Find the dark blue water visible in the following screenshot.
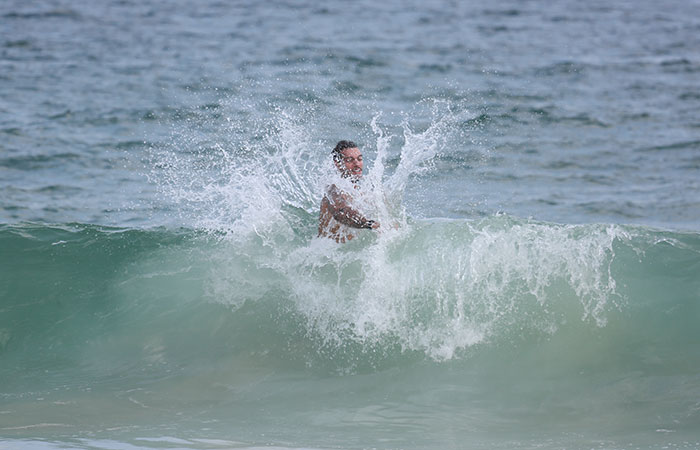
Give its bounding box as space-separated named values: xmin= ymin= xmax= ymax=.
xmin=1 ymin=1 xmax=700 ymax=449
xmin=2 ymin=0 xmax=699 ymax=228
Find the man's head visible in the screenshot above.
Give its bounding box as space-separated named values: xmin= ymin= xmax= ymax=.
xmin=332 ymin=140 xmax=363 ymax=180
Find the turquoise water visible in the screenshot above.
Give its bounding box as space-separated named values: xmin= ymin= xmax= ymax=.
xmin=2 ymin=0 xmax=700 ymax=448
xmin=1 ymin=220 xmax=699 ymax=449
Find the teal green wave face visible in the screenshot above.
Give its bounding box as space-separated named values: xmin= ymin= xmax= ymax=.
xmin=2 ymin=220 xmax=699 ymax=368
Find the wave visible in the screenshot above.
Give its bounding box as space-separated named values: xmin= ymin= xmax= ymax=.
xmin=1 ymin=218 xmax=698 ymax=380
xmin=3 ymin=102 xmax=700 ymax=381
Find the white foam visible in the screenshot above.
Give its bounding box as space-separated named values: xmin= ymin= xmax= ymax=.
xmin=152 ymin=102 xmax=622 ymax=361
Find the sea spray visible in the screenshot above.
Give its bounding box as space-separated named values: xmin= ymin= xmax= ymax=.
xmin=278 ymin=216 xmax=626 ymax=362
xmin=143 ymin=103 xmax=631 ymax=365
xmin=148 ymin=104 xmax=321 ymax=237
xmin=148 ymin=97 xmax=480 ymax=234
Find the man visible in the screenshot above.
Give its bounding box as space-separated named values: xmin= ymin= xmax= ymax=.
xmin=318 ymin=140 xmax=381 ymax=242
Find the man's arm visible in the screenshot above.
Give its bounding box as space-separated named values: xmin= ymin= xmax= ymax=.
xmin=326 ymin=185 xmax=380 ymax=229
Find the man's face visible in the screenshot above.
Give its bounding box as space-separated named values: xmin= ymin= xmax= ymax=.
xmin=336 ymin=147 xmax=363 ymax=180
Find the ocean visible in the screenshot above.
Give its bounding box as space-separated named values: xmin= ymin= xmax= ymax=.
xmin=1 ymin=0 xmax=699 ymax=449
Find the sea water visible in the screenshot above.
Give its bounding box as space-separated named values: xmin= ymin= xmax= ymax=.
xmin=1 ymin=0 xmax=700 ymax=449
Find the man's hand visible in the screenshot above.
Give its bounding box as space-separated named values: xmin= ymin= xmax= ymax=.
xmin=363 ymin=219 xmax=380 ymax=230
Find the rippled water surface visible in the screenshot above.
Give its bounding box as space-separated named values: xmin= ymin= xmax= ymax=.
xmin=1 ymin=1 xmax=700 ymax=449
xmin=2 ymin=0 xmax=699 ymax=228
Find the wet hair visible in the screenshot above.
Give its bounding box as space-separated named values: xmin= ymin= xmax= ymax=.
xmin=332 ymin=140 xmax=358 ymax=163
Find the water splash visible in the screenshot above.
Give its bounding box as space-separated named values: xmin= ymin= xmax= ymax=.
xmin=282 ymin=216 xmax=624 ymax=361
xmin=148 ymin=98 xmax=623 ymax=362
